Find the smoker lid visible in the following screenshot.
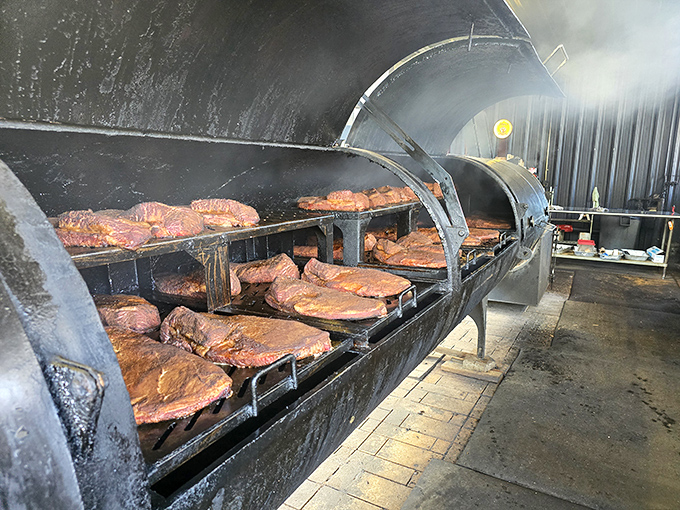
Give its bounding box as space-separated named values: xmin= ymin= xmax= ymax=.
xmin=343 ymin=38 xmax=562 ymax=155
xmin=0 ymin=0 xmax=559 ymax=147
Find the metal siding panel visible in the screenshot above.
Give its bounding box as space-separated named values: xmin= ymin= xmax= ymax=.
xmin=451 ymin=78 xmax=680 ymax=211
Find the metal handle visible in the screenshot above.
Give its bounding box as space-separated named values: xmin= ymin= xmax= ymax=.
xmin=542 ymin=44 xmax=569 ymax=77
xmin=250 ymin=353 xmax=298 ymax=417
xmin=396 ymin=285 xmax=417 ymax=318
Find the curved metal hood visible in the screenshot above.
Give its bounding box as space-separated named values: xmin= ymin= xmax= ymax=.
xmin=0 ymin=0 xmax=558 ymax=147
xmin=343 ymin=38 xmax=563 ymax=155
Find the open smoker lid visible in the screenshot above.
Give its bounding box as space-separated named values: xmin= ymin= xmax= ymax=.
xmin=1 ymin=0 xmax=561 ymax=148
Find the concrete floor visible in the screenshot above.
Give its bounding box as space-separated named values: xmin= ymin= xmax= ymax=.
xmin=276 ymin=263 xmax=679 ymax=510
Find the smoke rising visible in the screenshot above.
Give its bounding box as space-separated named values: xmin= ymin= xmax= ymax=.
xmin=508 ymin=0 xmax=680 ymax=103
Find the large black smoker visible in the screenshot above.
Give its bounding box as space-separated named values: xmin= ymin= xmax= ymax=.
xmin=0 ymin=1 xmax=560 ymax=508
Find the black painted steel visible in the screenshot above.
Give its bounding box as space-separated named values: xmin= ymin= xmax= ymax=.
xmin=0 ymin=0 xmax=538 ymax=146
xmin=0 ymin=162 xmax=150 ymax=509
xmin=0 ymin=282 xmax=84 ymax=510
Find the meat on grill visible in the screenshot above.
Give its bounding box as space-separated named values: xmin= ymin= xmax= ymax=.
xmin=425 ymin=182 xmax=444 ymax=198
xmin=462 ymin=228 xmax=500 ymax=246
xmin=94 ymin=294 xmax=161 ymax=334
xmin=362 ymin=188 xmax=389 ymax=208
xmin=466 ymin=214 xmax=513 ymax=230
xmin=413 ymin=227 xmax=441 ymax=244
xmin=396 ymin=231 xmax=436 ymax=248
xmin=155 ymin=267 xmax=241 ymax=298
xmin=56 ymin=209 xmax=153 ymax=250
xmin=298 ymin=190 xmax=371 ymax=211
xmin=160 ymin=306 xmax=331 ymax=367
xmin=293 ymin=233 xmax=377 ymax=260
xmin=231 ymin=253 xmax=299 ymax=283
xmin=302 ymin=258 xmax=411 ymax=298
xmin=372 ymin=238 xmax=446 ymax=268
xmin=190 ymin=199 xmax=260 ymax=227
xmin=297 ymin=183 xmax=440 ymax=212
xmin=265 ymin=276 xmax=387 ymax=320
xmin=107 ymin=327 xmax=233 ymax=424
xmin=124 ymin=201 xmax=204 ymax=238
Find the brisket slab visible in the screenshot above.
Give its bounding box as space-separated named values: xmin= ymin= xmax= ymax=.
xmin=265 ymin=276 xmax=387 ymax=320
xmin=57 ymin=209 xmax=153 ymax=250
xmin=462 ymin=228 xmax=500 ymax=246
xmin=396 ymin=231 xmax=436 ymax=248
xmin=124 ymin=202 xmax=204 ymax=238
xmin=160 ymin=306 xmax=331 ymax=367
xmin=414 ymin=227 xmax=442 ymax=244
xmin=466 ymin=214 xmax=513 ymax=230
xmin=293 ymin=234 xmax=376 ymax=261
xmin=373 ymin=238 xmax=446 ymax=268
xmin=297 ymin=182 xmax=440 ymax=212
xmin=361 ymin=188 xmax=389 ymax=208
xmin=231 ymin=253 xmax=299 ymax=283
xmin=155 ymin=267 xmax=241 ymax=299
xmin=190 ymin=199 xmax=260 ymax=227
xmin=302 ymin=258 xmax=411 ymax=298
xmin=107 ymin=327 xmax=233 ymax=424
xmin=298 ymin=190 xmax=371 ymax=211
xmin=94 ymin=294 xmax=161 ymax=334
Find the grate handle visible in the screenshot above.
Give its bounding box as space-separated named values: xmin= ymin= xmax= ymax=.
xmin=396 ymin=285 xmax=417 ymax=318
xmin=250 ymin=353 xmax=298 ymax=417
xmin=543 ymin=44 xmax=569 ymax=77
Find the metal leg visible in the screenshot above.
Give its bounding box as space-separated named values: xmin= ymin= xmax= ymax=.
xmin=468 ymin=296 xmax=488 ymax=359
xmin=334 ymin=217 xmax=371 ymax=267
xmin=314 ymin=224 xmax=334 ymax=263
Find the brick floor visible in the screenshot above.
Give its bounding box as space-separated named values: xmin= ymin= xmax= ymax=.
xmin=278 ymin=273 xmax=571 ymax=510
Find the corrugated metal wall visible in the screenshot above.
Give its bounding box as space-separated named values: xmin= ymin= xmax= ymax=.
xmin=450 ymin=84 xmax=680 ymax=213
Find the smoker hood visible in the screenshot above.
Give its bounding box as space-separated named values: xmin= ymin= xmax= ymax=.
xmin=343 ymin=38 xmax=562 ymax=155
xmin=0 ymin=0 xmax=560 ymax=147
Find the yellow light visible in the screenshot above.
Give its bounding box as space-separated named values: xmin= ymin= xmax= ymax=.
xmin=493 ymin=119 xmax=513 ymax=139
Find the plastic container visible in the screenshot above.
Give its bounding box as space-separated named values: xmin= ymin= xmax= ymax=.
xmin=574 ymin=239 xmax=597 ymax=257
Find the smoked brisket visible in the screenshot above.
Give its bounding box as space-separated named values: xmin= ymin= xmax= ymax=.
xmin=107 ymin=327 xmax=233 ymax=424
xmin=57 ymin=209 xmax=153 ymax=250
xmin=372 ymin=238 xmax=446 ymax=268
xmin=160 ymin=306 xmax=331 ymax=367
xmin=302 ymin=258 xmax=411 ymax=298
xmin=231 ymin=253 xmax=299 ymax=283
xmin=265 ymin=276 xmax=387 ymax=320
xmin=155 ymin=267 xmax=241 ymax=298
xmin=94 ymin=295 xmax=161 ymax=334
xmin=124 ymin=202 xmax=204 ymax=238
xmin=293 ymin=234 xmax=376 ymax=261
xmin=190 ymin=199 xmax=260 ymax=227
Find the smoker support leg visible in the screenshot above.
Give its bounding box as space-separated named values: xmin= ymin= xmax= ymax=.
xmin=437 ymin=296 xmax=499 ymax=380
xmin=469 ymin=296 xmax=488 ymax=359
